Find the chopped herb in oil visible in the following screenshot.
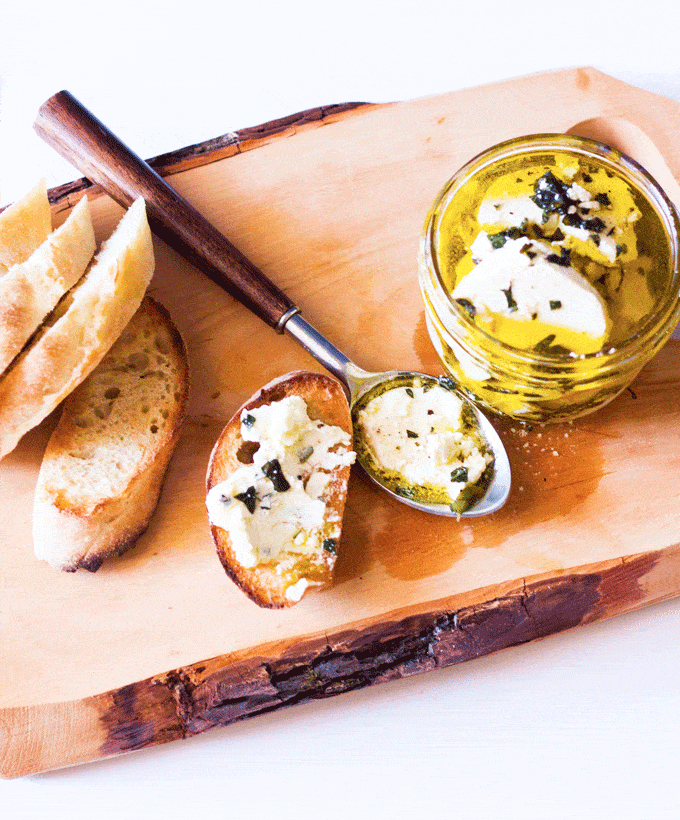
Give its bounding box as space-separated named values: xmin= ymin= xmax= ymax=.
xmin=234 ymin=486 xmax=257 ymax=514
xmin=262 ymin=459 xmax=291 ymax=492
xmin=451 ymin=466 xmax=469 ymax=483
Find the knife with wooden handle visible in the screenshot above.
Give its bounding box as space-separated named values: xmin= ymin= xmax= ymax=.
xmin=34 ymin=90 xmax=296 ymax=330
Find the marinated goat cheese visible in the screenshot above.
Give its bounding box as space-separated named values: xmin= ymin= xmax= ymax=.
xmin=440 ymin=154 xmax=667 ymax=353
xmin=453 ymin=236 xmax=609 ymax=354
xmin=206 ymin=396 xmax=355 ymax=584
xmin=353 ymin=376 xmax=493 ymax=511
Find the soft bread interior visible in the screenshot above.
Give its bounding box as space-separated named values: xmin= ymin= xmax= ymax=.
xmin=33 ymin=296 xmax=189 ymax=572
xmin=0 ymin=196 xmax=96 ymax=375
xmin=0 ymin=179 xmax=52 ymax=274
xmin=39 ymin=297 xmax=188 ymax=512
xmin=0 ymin=198 xmax=155 ymax=460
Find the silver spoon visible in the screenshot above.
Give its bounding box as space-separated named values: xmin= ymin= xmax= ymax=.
xmin=285 ymin=312 xmax=510 ymax=516
xmin=34 ymin=90 xmax=511 ymax=517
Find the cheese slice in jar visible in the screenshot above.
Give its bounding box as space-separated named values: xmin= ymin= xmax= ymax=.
xmin=452 ymin=234 xmax=610 ymax=354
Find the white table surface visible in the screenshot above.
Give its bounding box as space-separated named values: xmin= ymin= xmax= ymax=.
xmin=3 ymin=2 xmax=680 ymax=818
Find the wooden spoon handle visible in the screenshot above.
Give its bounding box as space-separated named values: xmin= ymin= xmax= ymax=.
xmin=34 ymin=90 xmax=296 ymax=330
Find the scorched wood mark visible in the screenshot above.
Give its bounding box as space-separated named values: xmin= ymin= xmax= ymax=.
xmin=100 ymin=680 xmax=185 ymax=756
xmin=99 ymin=552 xmax=657 ymax=757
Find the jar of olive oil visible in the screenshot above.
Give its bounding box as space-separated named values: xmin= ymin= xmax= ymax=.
xmin=418 ymin=134 xmax=680 ymax=422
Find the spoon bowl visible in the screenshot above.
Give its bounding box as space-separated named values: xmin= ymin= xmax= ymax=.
xmin=285 ymin=312 xmax=511 ymax=517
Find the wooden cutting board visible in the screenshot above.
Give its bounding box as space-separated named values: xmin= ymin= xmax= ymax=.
xmin=3 ymin=67 xmax=680 ymax=778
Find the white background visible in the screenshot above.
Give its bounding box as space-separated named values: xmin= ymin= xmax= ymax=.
xmin=3 ymin=1 xmax=680 ymax=818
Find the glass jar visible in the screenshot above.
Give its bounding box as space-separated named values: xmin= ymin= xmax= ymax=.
xmin=418 ymin=134 xmax=680 ymax=423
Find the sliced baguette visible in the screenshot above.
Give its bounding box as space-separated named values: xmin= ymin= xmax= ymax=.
xmin=0 ymin=196 xmax=96 ymax=374
xmin=33 ymin=296 xmax=189 ymax=572
xmin=206 ymin=371 xmax=354 ymax=608
xmin=0 ymin=198 xmax=154 ymax=460
xmin=0 ymin=179 xmax=52 ymax=274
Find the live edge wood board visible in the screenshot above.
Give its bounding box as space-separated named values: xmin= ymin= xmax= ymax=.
xmin=3 ymin=67 xmax=680 ymax=778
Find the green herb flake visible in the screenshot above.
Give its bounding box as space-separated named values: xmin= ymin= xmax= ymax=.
xmin=531 ymin=171 xmax=571 ymax=214
xmin=262 ymin=459 xmax=291 ymax=492
xmin=489 ymin=231 xmax=507 ymax=250
xmin=297 ymin=445 xmax=314 ymax=463
xmin=395 ymin=485 xmax=416 ymax=499
xmin=502 ymin=286 xmax=518 ymax=312
xmin=546 ymin=247 xmax=571 ymax=267
xmin=241 ymin=414 xmax=256 ymax=429
xmin=456 ymin=298 xmax=477 ymax=319
xmin=584 ymin=216 xmax=606 ymax=233
xmin=322 ymin=538 xmax=337 ymax=555
xmin=405 ymin=387 xmax=414 ymax=398
xmin=550 ymin=300 xmax=562 ymax=310
xmin=235 ymin=486 xmax=257 ymax=514
xmin=437 ymin=376 xmax=457 ymax=392
xmin=406 ymin=430 xmax=418 ymax=439
xmin=616 ymin=243 xmax=628 ymax=258
xmin=534 ymin=334 xmax=572 ymax=356
xmin=451 ymin=467 xmax=469 ymax=483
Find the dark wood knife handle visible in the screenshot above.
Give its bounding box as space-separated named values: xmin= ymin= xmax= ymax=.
xmin=34 ymin=90 xmax=296 ymax=330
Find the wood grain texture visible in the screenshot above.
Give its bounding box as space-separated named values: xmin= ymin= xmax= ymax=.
xmin=42 ymin=102 xmax=372 ymax=210
xmin=3 ymin=67 xmax=680 ymax=778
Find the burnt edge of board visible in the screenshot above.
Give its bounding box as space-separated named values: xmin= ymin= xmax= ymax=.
xmin=42 ymin=101 xmax=373 ymax=209
xmin=100 ymin=549 xmax=659 ymax=758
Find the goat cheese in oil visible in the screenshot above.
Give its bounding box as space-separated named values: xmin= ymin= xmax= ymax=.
xmin=442 ymin=157 xmax=659 ymax=354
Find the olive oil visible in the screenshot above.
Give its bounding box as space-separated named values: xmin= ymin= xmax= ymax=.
xmin=437 ymin=149 xmax=670 ymax=350
xmin=419 ymin=135 xmax=680 ymax=422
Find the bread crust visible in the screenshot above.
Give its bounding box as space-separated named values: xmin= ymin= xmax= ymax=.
xmin=33 ymin=296 xmax=190 ymax=571
xmin=206 ymin=371 xmax=352 ymax=608
xmin=0 ymin=198 xmax=154 ymax=459
xmin=0 ymin=196 xmax=96 ymax=375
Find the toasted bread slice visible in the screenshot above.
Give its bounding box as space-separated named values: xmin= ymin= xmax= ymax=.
xmin=0 ymin=196 xmax=96 ymax=375
xmin=33 ymin=296 xmax=189 ymax=572
xmin=0 ymin=198 xmax=154 ymax=459
xmin=0 ymin=180 xmax=52 ymax=274
xmin=206 ymin=371 xmax=354 ymax=608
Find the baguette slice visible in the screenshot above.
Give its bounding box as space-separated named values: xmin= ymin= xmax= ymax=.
xmin=206 ymin=371 xmax=354 ymax=608
xmin=0 ymin=196 xmax=96 ymax=374
xmin=0 ymin=198 xmax=154 ymax=459
xmin=33 ymin=296 xmax=189 ymax=572
xmin=0 ymin=179 xmax=52 ymax=274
